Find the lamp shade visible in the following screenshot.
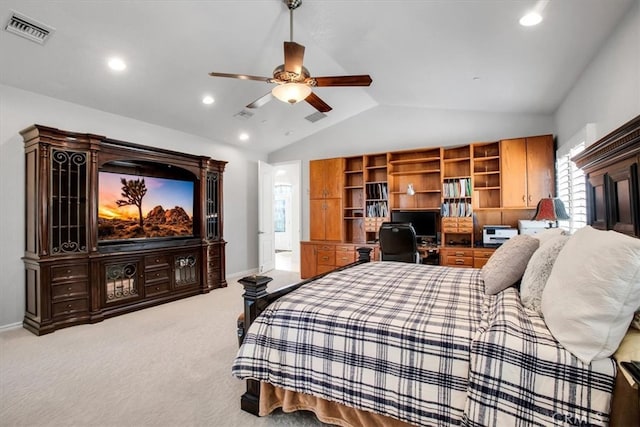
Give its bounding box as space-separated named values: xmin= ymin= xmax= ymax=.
xmin=532 ymin=197 xmax=570 ymax=221
xmin=271 ymin=83 xmax=312 ymax=104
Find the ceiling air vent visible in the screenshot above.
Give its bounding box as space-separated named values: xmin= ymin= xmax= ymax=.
xmin=233 ymin=110 xmax=254 ymax=120
xmin=4 ymin=11 xmax=55 ymax=45
xmin=305 ymin=112 xmax=327 ymax=123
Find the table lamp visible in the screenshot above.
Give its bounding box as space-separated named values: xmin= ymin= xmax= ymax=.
xmin=532 ymin=197 xmax=570 ymax=228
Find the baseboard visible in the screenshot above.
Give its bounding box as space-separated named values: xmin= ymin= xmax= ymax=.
xmin=226 ymin=268 xmax=259 ymax=281
xmin=0 ymin=321 xmax=23 ymax=333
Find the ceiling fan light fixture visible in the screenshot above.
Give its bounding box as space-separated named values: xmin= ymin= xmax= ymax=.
xmin=271 ymin=83 xmax=312 ymax=104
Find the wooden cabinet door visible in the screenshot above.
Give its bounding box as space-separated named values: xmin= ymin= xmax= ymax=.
xmin=500 ymin=138 xmax=528 ymax=207
xmin=309 ymin=158 xmax=343 ymax=199
xmin=300 ymin=242 xmax=317 ymax=279
xmin=323 ymin=158 xmax=344 ymax=198
xmin=525 ymin=135 xmax=555 ymax=207
xmin=309 ymin=160 xmax=326 ymax=199
xmin=310 ymin=199 xmax=326 ymax=241
xmin=324 ymin=198 xmax=343 ymax=241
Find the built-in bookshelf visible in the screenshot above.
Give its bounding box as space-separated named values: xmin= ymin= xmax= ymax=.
xmin=472 ymin=141 xmax=501 ymax=209
xmin=388 ymin=148 xmax=442 ymax=210
xmin=343 ymin=156 xmax=365 ymax=242
xmin=441 ymin=146 xmax=473 ymax=245
xmin=364 ymin=154 xmax=389 ymax=243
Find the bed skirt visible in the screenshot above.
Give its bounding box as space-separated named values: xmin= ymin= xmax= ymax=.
xmin=260 ymin=382 xmax=415 ymax=427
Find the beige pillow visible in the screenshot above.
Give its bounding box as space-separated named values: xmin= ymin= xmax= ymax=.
xmin=481 ymin=234 xmax=540 ymax=295
xmin=541 ymin=226 xmax=640 ymax=363
xmin=520 ymin=235 xmax=569 ymax=315
xmin=532 ymin=227 xmax=567 ymax=246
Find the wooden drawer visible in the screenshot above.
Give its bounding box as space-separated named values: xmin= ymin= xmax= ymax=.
xmin=52 ymin=281 xmax=88 ymax=300
xmin=335 ymin=252 xmax=356 ymax=266
xmin=445 ymin=256 xmax=474 ymax=267
xmin=473 ymin=249 xmax=494 ymax=268
xmin=473 ymin=258 xmax=490 ymax=268
xmin=317 ymin=250 xmax=335 ymax=266
xmin=50 ymin=264 xmax=88 ymax=282
xmin=145 ymin=268 xmax=170 ymax=284
xmin=145 ymin=254 xmax=171 ymax=269
xmin=442 ymin=224 xmax=459 ymax=233
xmin=474 ymin=249 xmax=494 ymax=260
xmin=316 ymin=244 xmax=335 ymax=252
xmin=145 ymin=282 xmax=170 ymax=297
xmin=446 ymin=248 xmax=473 ymax=258
xmin=52 ymin=298 xmax=88 ymax=317
xmin=364 ymin=218 xmax=377 ymax=232
xmin=335 ymin=245 xmax=353 ymax=253
xmin=458 ymin=218 xmax=473 ymax=227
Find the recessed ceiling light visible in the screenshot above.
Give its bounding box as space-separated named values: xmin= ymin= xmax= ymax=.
xmin=107 ymin=57 xmax=126 ymax=71
xmin=202 ymin=95 xmax=215 ymax=105
xmin=519 ymin=11 xmax=542 ymax=26
xmin=239 ymin=132 xmax=249 ymax=141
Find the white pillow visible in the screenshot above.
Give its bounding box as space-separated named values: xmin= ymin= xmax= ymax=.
xmin=520 ymin=235 xmax=569 ymax=315
xmin=481 ymin=234 xmax=539 ymax=295
xmin=541 ymin=226 xmax=640 ymax=364
xmin=532 ymin=227 xmax=566 ymax=246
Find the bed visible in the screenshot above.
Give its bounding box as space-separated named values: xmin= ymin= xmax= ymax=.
xmin=233 ymin=116 xmax=640 ymax=426
xmin=233 ymin=259 xmax=619 ymax=426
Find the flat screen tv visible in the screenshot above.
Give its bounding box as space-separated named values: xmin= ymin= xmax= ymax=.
xmin=390 ymin=210 xmax=438 ymax=239
xmin=98 ymin=170 xmax=195 ymax=242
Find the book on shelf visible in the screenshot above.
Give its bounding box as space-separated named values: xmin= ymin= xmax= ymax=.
xmin=440 ymin=201 xmax=472 ymax=217
xmin=366 ymin=182 xmax=388 ymax=200
xmin=443 ymin=178 xmax=471 ymax=198
xmin=366 ymin=200 xmax=389 ymax=217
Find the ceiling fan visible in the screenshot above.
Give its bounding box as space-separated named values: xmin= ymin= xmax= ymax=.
xmin=208 ymin=0 xmax=372 ymax=113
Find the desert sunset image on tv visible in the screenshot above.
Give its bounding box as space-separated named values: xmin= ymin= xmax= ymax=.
xmin=98 ymin=171 xmax=194 ymax=241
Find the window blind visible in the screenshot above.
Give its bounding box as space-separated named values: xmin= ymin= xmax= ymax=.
xmin=556 ymin=143 xmax=586 ymax=233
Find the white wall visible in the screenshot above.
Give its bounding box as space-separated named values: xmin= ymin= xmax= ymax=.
xmin=0 ymin=84 xmax=263 ymax=327
xmin=555 ymin=0 xmax=640 ymax=151
xmin=268 ymin=106 xmax=555 ymax=240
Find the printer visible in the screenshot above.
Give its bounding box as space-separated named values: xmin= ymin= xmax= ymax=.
xmin=483 ymin=225 xmax=518 ymax=247
xmin=518 ymin=220 xmax=549 ymax=236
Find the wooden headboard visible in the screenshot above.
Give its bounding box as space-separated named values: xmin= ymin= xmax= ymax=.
xmin=572 ymin=114 xmax=640 ymax=238
xmin=573 ymin=114 xmax=640 ymax=426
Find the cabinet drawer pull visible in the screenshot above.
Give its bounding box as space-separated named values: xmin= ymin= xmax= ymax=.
xmin=67 ymin=304 xmax=73 ymax=308
xmin=156 ymin=273 xmax=160 ymax=277
xmin=321 ymin=256 xmax=329 ymax=261
xmin=455 ymin=259 xmax=464 ymax=264
xmin=156 ymin=287 xmax=160 ymax=291
xmin=67 ymin=286 xmax=73 ymax=291
xmin=155 ymin=259 xmax=160 ymax=263
xmin=455 ymin=252 xmax=465 ymax=256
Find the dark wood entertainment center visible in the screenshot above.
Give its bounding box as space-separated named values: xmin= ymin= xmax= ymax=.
xmin=21 ymin=125 xmax=227 ymax=335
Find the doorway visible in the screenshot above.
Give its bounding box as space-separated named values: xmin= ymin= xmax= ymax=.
xmin=262 ymin=161 xmax=301 ymax=273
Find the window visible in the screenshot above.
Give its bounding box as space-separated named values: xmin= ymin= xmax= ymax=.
xmin=556 ymin=142 xmax=586 ymax=233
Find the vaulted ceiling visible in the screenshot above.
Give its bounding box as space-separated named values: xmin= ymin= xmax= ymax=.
xmin=0 ymin=0 xmax=634 ymax=153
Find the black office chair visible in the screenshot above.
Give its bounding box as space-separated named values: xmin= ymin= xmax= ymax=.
xmin=378 ymin=222 xmax=420 ymax=263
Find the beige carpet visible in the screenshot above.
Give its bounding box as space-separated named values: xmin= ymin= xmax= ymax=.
xmin=0 ymin=270 xmax=329 ymax=427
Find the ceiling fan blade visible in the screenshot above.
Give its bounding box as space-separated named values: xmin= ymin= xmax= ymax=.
xmin=284 ymin=41 xmax=305 ymax=76
xmin=305 ymin=92 xmax=332 ymax=113
xmin=208 ymin=72 xmax=272 ymax=83
xmin=314 ymin=75 xmax=373 ymax=87
xmin=246 ymin=92 xmax=274 ymax=109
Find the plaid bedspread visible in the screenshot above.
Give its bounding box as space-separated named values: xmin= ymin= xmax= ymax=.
xmin=232 ymin=262 xmax=485 ymax=426
xmin=464 ymin=287 xmax=616 ymax=427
